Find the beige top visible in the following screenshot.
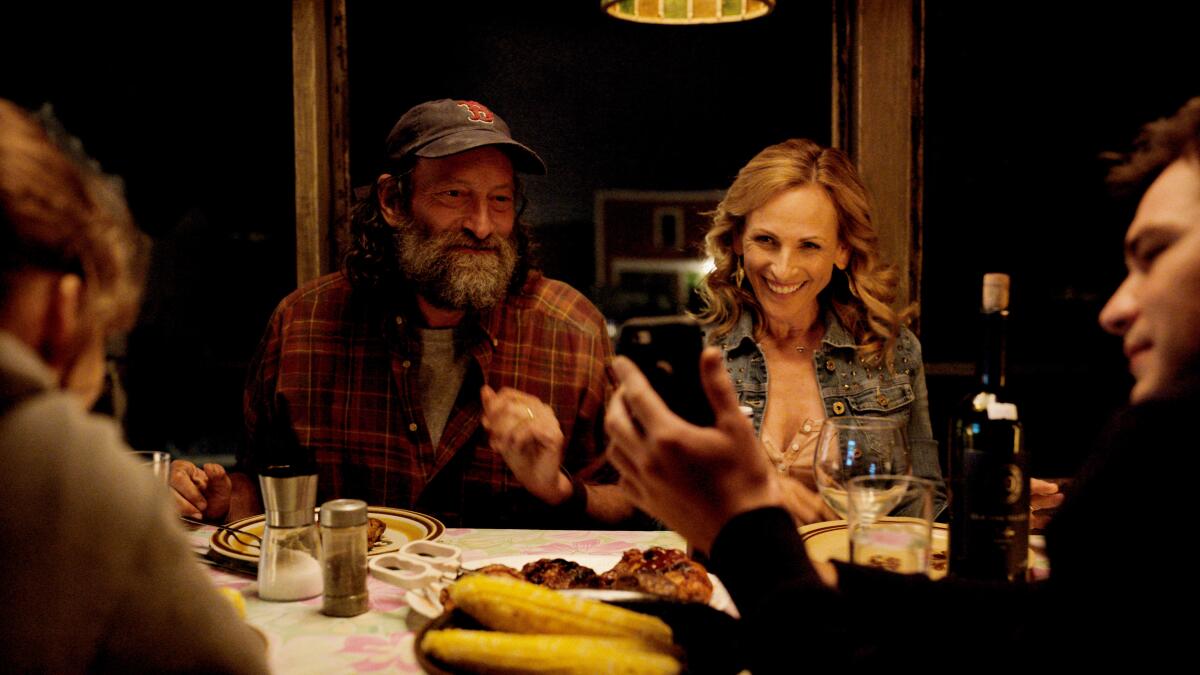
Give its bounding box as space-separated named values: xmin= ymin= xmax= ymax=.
xmin=0 ymin=332 xmax=269 ymax=674
xmin=763 ymin=418 xmax=823 ymax=488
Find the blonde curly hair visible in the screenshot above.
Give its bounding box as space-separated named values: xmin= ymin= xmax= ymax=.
xmin=694 ymin=138 xmax=913 ymax=367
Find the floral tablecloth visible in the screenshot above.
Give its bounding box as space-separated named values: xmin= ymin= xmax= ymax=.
xmin=189 ymin=527 xmax=687 ymax=674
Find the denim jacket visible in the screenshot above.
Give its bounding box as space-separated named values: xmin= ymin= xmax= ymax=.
xmin=709 ymin=310 xmax=947 ymax=517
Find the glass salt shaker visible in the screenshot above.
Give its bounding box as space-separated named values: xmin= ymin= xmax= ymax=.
xmin=320 ymin=498 xmax=369 ymax=617
xmin=257 ymin=472 xmax=322 ymax=601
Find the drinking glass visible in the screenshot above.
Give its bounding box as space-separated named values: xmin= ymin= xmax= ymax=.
xmin=846 ymin=474 xmax=934 ymax=574
xmin=813 ymin=416 xmax=909 ymax=518
xmin=134 ymin=450 xmax=171 ymax=486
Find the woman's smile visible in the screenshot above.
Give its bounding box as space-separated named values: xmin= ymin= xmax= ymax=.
xmin=765 ymin=279 xmax=806 ymax=295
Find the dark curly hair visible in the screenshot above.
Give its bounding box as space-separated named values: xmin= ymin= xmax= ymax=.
xmin=1108 ymin=97 xmax=1200 ymax=197
xmin=341 ymin=163 xmax=537 ymax=297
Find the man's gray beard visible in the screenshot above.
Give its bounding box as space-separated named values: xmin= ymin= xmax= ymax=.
xmin=394 ymin=215 xmax=519 ymax=312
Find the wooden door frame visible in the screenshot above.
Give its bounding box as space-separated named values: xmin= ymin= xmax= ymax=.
xmin=291 ymin=0 xmax=349 ymax=286
xmin=833 ymin=0 xmax=925 ymax=318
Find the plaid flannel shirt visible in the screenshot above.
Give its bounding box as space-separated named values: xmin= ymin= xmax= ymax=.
xmin=241 ymin=270 xmax=613 ymax=527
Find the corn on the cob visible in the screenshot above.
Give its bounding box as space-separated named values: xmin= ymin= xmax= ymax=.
xmin=447 ymin=575 xmax=674 ymax=649
xmin=421 ymin=629 xmax=682 ymax=675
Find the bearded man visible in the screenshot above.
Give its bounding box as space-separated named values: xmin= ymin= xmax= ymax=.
xmin=172 ymin=99 xmax=632 ymax=527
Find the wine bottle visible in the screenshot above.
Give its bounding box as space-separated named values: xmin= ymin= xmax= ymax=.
xmin=948 ymin=273 xmax=1030 ymax=583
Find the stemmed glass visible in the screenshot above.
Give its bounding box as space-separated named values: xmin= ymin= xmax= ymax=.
xmin=813 ymin=417 xmax=910 ymax=518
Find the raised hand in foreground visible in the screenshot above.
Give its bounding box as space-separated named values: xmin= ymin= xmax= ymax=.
xmin=606 ymin=347 xmax=790 ymax=555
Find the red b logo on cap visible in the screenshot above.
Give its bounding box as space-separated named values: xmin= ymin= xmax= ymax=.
xmin=456 ymin=100 xmax=494 ymax=123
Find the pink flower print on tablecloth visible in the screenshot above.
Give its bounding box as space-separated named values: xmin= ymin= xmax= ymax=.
xmin=339 ymin=632 xmax=422 ymax=673
xmin=522 ymin=538 xmax=651 ymax=557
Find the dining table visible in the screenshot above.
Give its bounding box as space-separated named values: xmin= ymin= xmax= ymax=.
xmin=185 ymin=524 xmax=691 ymax=674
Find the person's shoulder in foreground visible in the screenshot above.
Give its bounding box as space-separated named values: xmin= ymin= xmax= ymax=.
xmin=1 ymin=344 xmax=267 ymax=673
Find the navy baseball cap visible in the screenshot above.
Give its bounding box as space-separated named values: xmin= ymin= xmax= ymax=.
xmin=384 ymin=99 xmax=546 ymax=175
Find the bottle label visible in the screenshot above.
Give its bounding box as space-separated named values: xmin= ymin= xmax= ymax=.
xmin=986 ymin=400 xmax=1018 ymax=420
xmin=950 ymin=423 xmax=1030 ymax=583
xmin=974 ymin=392 xmax=1019 ymax=420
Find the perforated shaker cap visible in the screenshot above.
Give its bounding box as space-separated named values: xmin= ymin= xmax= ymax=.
xmin=319 ymin=499 xmax=368 ymax=528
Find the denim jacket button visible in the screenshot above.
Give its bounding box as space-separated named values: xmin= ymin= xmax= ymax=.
xmin=832 ymin=401 xmax=847 ymax=415
xmin=825 ymin=359 xmax=836 ymax=372
xmin=877 ymin=393 xmax=889 ymax=407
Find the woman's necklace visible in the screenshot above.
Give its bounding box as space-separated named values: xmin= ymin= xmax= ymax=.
xmin=765 ymin=322 xmax=823 ymax=355
xmin=764 ymin=334 xmax=819 ymax=355
xmin=790 ymin=333 xmax=821 ymax=354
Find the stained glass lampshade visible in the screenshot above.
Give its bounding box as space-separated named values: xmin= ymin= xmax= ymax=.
xmin=601 ymin=0 xmax=775 ymax=25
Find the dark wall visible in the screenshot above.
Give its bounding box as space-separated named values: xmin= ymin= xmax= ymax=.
xmin=3 ymin=3 xmax=297 ymax=455
xmin=922 ymin=2 xmax=1200 ymax=475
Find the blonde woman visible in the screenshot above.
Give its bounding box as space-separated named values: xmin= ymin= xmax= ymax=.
xmin=695 ymin=138 xmax=945 ymax=518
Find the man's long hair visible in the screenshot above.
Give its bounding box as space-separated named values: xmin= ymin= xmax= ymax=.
xmin=341 ymin=165 xmax=537 ymax=298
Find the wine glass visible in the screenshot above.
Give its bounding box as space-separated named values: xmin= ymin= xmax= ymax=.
xmin=813 ymin=416 xmax=910 ymax=518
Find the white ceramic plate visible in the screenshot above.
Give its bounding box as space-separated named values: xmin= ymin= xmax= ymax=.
xmin=210 ymin=506 xmax=445 ymax=564
xmin=464 ymin=553 xmax=737 ymax=616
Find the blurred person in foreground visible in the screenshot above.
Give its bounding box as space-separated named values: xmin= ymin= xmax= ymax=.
xmin=694 ymin=139 xmax=945 ymax=521
xmin=172 ymin=99 xmax=632 ymax=527
xmin=0 ymin=99 xmax=267 ymax=673
xmin=607 ymin=100 xmax=1200 ymax=670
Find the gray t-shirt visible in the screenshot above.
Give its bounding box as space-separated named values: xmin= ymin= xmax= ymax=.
xmin=417 ymin=328 xmax=470 ymax=448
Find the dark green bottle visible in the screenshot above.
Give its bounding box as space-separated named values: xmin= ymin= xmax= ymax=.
xmin=949 ymin=273 xmax=1029 ymax=582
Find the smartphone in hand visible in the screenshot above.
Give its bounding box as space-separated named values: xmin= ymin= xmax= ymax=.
xmin=616 ymin=315 xmax=715 ymax=427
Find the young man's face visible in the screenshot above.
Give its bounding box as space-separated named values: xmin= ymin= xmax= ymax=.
xmin=1100 ymin=158 xmax=1200 ymax=403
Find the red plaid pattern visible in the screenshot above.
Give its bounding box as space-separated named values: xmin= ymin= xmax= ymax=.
xmin=242 ymin=271 xmax=613 ymax=527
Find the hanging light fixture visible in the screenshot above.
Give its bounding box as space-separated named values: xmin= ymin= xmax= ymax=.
xmin=601 ymin=0 xmax=775 ymax=25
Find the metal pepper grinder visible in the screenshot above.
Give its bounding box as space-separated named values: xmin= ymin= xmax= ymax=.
xmin=257 ymin=472 xmax=322 ymax=601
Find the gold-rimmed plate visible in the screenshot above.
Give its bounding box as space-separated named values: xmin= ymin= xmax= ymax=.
xmin=209 ymin=506 xmax=445 ymax=564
